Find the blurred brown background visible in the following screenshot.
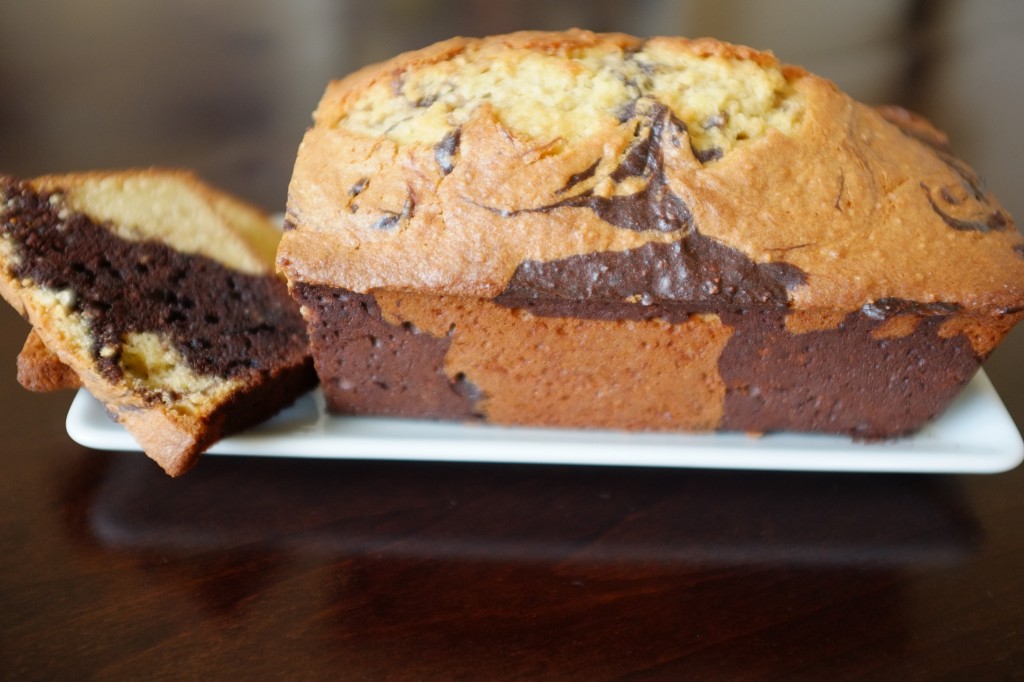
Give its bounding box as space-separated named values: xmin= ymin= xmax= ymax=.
xmin=3 ymin=3 xmax=1024 ymax=678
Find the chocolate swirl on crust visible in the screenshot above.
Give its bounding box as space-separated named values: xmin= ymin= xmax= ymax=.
xmin=879 ymin=105 xmax=1010 ymax=233
xmin=495 ymin=98 xmax=807 ymax=311
xmin=434 ymin=129 xmax=461 ymax=175
xmin=556 ymin=159 xmax=601 ymax=195
xmin=0 ymin=177 xmax=309 ymax=387
xmin=921 ymin=182 xmax=1010 ymax=233
xmin=497 ymin=233 xmax=806 ymax=311
xmin=488 ymin=98 xmax=694 ymax=234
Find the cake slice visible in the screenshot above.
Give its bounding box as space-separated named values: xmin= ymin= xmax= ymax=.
xmin=0 ymin=170 xmax=316 ymax=475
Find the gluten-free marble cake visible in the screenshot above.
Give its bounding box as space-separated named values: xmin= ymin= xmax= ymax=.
xmin=0 ymin=170 xmax=316 ymax=475
xmin=279 ymin=29 xmax=1024 ymax=438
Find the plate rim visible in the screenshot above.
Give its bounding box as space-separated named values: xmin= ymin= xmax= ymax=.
xmin=65 ymin=370 xmax=1024 ymax=474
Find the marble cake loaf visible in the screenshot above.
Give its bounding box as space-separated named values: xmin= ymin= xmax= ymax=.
xmin=279 ymin=29 xmax=1024 ymax=438
xmin=0 ymin=170 xmax=317 ymax=475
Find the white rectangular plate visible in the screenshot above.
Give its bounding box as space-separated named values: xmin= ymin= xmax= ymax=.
xmin=54 ymin=209 xmax=1024 ymax=474
xmin=65 ymin=370 xmax=1022 ymax=473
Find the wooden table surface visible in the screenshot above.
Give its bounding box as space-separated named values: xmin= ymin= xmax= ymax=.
xmin=2 ymin=2 xmax=1024 ymax=679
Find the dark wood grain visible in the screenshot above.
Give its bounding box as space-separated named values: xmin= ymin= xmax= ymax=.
xmin=2 ymin=2 xmax=1024 ymax=679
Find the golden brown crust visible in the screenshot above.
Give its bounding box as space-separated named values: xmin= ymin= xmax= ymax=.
xmin=939 ymin=310 xmax=1024 ymax=357
xmin=281 ymin=29 xmax=1024 ymax=316
xmin=17 ymin=331 xmax=81 ymax=392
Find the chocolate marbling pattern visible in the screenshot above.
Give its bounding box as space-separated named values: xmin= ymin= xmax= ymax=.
xmin=880 ymin=105 xmax=1011 ymax=234
xmin=292 ymin=283 xmax=483 ymax=420
xmin=0 ymin=177 xmax=309 ymax=388
xmin=490 ymin=97 xmax=805 ymax=309
xmin=495 ymin=98 xmax=694 ymax=234
xmin=297 ymin=279 xmax=981 ymax=438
